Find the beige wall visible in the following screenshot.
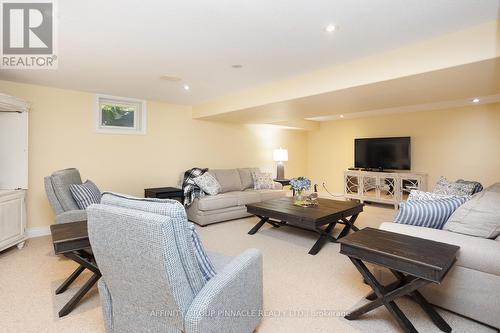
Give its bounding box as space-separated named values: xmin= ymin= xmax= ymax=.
xmin=307 ymin=103 xmax=500 ymax=194
xmin=0 ymin=80 xmax=308 ymax=229
xmin=2 ymin=78 xmax=499 ymax=230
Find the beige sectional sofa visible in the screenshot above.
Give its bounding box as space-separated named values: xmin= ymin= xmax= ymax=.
xmin=187 ymin=168 xmax=286 ymax=226
xmin=376 ymin=183 xmax=500 ymax=329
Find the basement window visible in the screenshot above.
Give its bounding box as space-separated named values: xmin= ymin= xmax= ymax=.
xmin=96 ymin=95 xmax=147 ymax=134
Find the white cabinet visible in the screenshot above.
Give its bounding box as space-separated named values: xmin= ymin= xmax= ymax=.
xmin=0 ymin=93 xmax=29 ymax=251
xmin=0 ymin=190 xmax=26 ymax=251
xmin=344 ymin=170 xmax=427 ymax=209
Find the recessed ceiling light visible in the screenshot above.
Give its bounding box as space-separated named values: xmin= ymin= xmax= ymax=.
xmin=231 ymin=64 xmax=243 ymax=69
xmin=472 ymin=98 xmax=480 ymax=103
xmin=183 ymin=84 xmax=190 ymax=91
xmin=340 ymin=114 xmax=345 ymax=118
xmin=324 ymin=24 xmax=337 ymax=33
xmin=160 ymin=75 xmax=181 ymax=82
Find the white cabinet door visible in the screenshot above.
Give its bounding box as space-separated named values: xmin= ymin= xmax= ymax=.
xmin=0 ymin=112 xmax=28 ymax=189
xmin=0 ymin=193 xmax=25 ymax=249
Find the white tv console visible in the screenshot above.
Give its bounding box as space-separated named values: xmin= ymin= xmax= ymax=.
xmin=344 ymin=170 xmax=427 ymax=209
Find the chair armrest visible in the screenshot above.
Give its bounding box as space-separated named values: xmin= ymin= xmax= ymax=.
xmin=97 ymin=279 xmax=113 ymax=333
xmin=185 ymin=248 xmax=263 ymax=333
xmin=55 ymin=209 xmax=87 ymax=224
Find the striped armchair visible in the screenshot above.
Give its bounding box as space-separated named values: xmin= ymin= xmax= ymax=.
xmin=87 ymin=194 xmax=263 ymax=333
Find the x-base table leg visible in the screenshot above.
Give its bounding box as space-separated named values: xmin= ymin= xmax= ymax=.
xmin=57 ymin=250 xmax=101 ymax=317
xmin=345 ymin=257 xmax=451 ymax=333
xmin=248 ymin=213 xmax=360 ymax=255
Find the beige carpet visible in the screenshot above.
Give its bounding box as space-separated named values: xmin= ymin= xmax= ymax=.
xmin=0 ymin=204 xmax=495 ymax=333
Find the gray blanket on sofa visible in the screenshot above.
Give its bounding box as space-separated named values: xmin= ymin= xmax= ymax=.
xmin=182 ymin=167 xmax=208 ymax=207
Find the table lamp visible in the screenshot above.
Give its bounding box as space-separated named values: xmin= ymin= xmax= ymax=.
xmin=273 ymin=148 xmax=288 ymax=179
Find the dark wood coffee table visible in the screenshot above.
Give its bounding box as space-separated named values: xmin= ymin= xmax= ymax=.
xmin=246 ymin=197 xmax=363 ymax=255
xmin=50 ymin=220 xmax=101 ymax=317
xmin=339 ymin=227 xmax=459 ymax=333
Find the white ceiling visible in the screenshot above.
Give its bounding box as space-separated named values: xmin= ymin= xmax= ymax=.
xmin=0 ymin=0 xmax=499 ymax=104
xmin=201 ymin=58 xmax=500 ymax=125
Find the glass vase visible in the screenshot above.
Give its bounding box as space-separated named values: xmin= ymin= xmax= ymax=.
xmin=293 ymin=189 xmax=307 ymax=206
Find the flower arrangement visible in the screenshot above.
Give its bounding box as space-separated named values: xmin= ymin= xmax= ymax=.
xmin=290 ymin=177 xmax=312 ymax=206
xmin=290 ymin=177 xmax=311 ymax=192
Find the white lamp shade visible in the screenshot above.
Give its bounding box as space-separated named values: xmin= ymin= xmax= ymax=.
xmin=273 ymin=148 xmax=288 ymax=162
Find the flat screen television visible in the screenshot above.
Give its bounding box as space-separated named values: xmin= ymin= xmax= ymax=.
xmin=355 ymin=137 xmax=411 ymax=170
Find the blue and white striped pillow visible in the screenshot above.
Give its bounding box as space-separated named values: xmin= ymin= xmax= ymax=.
xmin=187 ymin=223 xmax=216 ymax=281
xmin=70 ymin=180 xmax=101 ymax=209
xmin=394 ymin=197 xmax=468 ymax=229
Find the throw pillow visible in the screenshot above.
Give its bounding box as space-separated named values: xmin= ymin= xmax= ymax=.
xmin=70 ymin=180 xmax=101 ymax=209
xmin=456 ymin=179 xmax=483 ymax=195
xmin=187 ymin=222 xmax=217 ymax=281
xmin=444 ymin=183 xmax=500 ymax=239
xmin=407 ymin=190 xmax=470 ymax=201
xmin=193 ymin=172 xmax=221 ymax=195
xmin=251 ymin=171 xmax=274 ymax=190
xmin=433 ymin=177 xmax=476 ymax=196
xmin=237 ymin=168 xmax=260 ymax=190
xmin=394 ymin=197 xmax=468 ymax=229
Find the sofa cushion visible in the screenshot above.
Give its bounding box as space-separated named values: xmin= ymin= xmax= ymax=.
xmin=197 ymin=192 xmax=239 ymax=211
xmin=238 ymin=168 xmax=259 ymax=190
xmin=380 ymin=222 xmax=500 ymax=277
xmin=196 ymin=191 xmax=261 ymax=211
xmin=251 ymin=189 xmax=286 ymax=201
xmin=210 ymin=169 xmax=243 ymax=193
xmin=236 ymin=191 xmax=261 ymax=206
xmin=444 ymin=183 xmax=500 ymax=239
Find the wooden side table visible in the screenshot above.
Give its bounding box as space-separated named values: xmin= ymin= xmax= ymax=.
xmin=50 ymin=220 xmax=101 ymax=317
xmin=144 ymin=187 xmax=184 ymax=202
xmin=273 ymin=178 xmax=295 ymax=195
xmin=339 ymin=228 xmax=459 ymax=333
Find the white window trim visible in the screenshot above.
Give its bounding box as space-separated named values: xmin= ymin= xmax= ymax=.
xmin=95 ymin=94 xmax=147 ymax=135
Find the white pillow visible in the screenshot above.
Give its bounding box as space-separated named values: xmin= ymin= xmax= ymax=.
xmin=193 ymin=172 xmax=221 ymax=195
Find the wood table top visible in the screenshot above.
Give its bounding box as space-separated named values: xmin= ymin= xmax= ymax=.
xmin=50 ymin=220 xmax=90 ymax=254
xmin=339 ymin=227 xmax=460 ymax=283
xmin=246 ymin=197 xmax=363 ymax=224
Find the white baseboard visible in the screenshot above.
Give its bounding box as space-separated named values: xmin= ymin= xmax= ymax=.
xmin=26 ymin=226 xmax=51 ymax=238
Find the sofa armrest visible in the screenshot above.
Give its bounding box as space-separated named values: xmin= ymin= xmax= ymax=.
xmin=273 ymin=182 xmax=283 ymax=190
xmin=185 ymin=248 xmax=263 ymax=333
xmin=379 ymin=222 xmax=500 ymax=276
xmin=55 ymin=209 xmax=87 ymax=224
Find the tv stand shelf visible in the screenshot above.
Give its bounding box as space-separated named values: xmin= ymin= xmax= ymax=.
xmin=344 ymin=170 xmax=427 ymax=209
